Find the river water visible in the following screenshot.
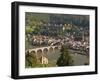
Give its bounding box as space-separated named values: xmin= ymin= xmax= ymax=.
xmin=43 ymin=49 xmax=89 ymax=66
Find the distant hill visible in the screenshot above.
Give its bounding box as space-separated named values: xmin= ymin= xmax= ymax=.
xmin=25 ymin=12 xmax=89 ymax=36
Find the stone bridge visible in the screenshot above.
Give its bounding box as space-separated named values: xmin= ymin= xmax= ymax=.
xmin=26 ymin=45 xmax=88 ymax=56
xmin=26 ymin=46 xmax=61 ymax=54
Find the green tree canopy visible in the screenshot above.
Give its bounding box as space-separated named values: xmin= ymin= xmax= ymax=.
xmin=57 ymin=46 xmax=73 ymax=66
xmin=25 ymin=51 xmax=37 ymax=67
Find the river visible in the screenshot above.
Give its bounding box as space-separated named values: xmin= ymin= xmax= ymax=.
xmin=43 ymin=49 xmax=89 ymax=66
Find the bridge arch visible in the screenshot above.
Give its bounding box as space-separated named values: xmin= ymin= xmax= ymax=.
xmin=54 ymin=46 xmax=59 ymax=50
xmin=43 ymin=48 xmax=48 ymax=53
xmin=30 ymin=51 xmax=36 ymax=54
xmin=37 ymin=49 xmax=42 ymax=54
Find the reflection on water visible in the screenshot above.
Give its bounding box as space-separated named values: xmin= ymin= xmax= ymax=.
xmin=43 ymin=49 xmax=89 ymax=66
xmin=71 ymin=54 xmax=89 ymax=65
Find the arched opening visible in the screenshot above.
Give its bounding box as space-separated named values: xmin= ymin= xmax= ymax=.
xmin=37 ymin=49 xmax=42 ymax=58
xmin=37 ymin=49 xmax=42 ymax=54
xmin=30 ymin=51 xmax=36 ymax=54
xmin=43 ymin=48 xmax=48 ymax=54
xmin=54 ymin=46 xmax=58 ymax=50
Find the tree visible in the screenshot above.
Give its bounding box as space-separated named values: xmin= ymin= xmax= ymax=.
xmin=25 ymin=51 xmax=37 ymax=67
xmin=57 ymin=46 xmax=73 ymax=66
